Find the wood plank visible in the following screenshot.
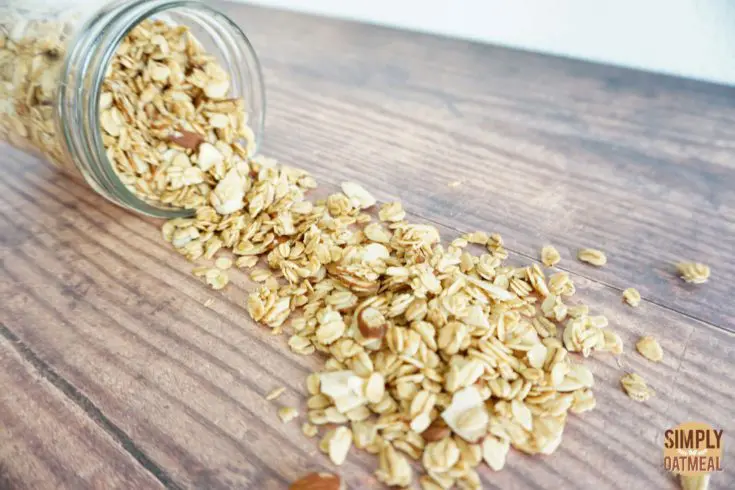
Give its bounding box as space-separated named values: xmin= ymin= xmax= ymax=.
xmin=222 ymin=3 xmax=735 ymax=330
xmin=0 ymin=330 xmax=165 ymax=490
xmin=1 ymin=151 xmax=733 ymax=489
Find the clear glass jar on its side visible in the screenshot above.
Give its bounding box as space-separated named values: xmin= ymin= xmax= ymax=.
xmin=0 ymin=0 xmax=265 ymax=218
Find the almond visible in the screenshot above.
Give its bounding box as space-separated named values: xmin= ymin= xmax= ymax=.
xmin=168 ymin=130 xmax=204 ymax=149
xmin=357 ymin=307 xmax=387 ymax=339
xmin=421 ymin=419 xmax=451 ymax=442
xmin=290 ymin=472 xmax=343 ymax=490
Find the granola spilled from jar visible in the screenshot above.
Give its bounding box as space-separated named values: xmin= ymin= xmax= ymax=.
xmin=159 ymin=151 xmax=636 ymax=486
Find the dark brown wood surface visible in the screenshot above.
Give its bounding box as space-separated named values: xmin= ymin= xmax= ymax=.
xmin=1 ymin=3 xmax=734 ymax=489
xmin=0 ymin=332 xmax=164 ymax=490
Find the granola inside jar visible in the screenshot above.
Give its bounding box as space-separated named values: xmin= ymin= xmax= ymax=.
xmin=0 ymin=0 xmax=265 ymax=218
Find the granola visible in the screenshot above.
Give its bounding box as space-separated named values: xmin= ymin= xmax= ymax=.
xmin=577 ymin=248 xmax=607 ymax=266
xmin=620 ymin=373 xmax=655 ymax=402
xmin=0 ymin=7 xmax=81 ymax=171
xmin=162 ymin=158 xmax=633 ymax=484
xmin=541 ymin=245 xmax=561 ymax=267
xmin=3 ymin=8 xmax=655 ymax=488
xmin=148 ymin=70 xmax=637 ymax=489
xmin=677 ymin=262 xmax=710 ymax=284
xmin=278 ymin=406 xmax=299 ymax=424
xmin=636 ymin=336 xmax=663 ymax=362
xmin=99 ymin=19 xmax=255 ymax=209
xmin=622 ymin=287 xmax=641 ymax=307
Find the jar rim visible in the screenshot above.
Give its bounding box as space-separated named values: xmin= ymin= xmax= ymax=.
xmin=58 ymin=0 xmax=266 ymax=219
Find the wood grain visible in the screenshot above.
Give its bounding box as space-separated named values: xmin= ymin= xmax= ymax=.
xmin=1 ymin=3 xmax=734 ymax=489
xmin=0 ymin=329 xmax=164 ymax=490
xmin=221 ymin=3 xmax=735 ymax=331
xmin=1 ymin=150 xmax=733 ymax=489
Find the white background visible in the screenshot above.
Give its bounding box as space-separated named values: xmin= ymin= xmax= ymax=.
xmin=241 ymin=0 xmax=735 ymax=86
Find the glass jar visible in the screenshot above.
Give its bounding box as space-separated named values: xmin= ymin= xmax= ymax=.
xmin=0 ymin=0 xmax=265 ymax=218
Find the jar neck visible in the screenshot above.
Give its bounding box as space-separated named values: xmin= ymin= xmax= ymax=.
xmin=57 ymin=0 xmax=265 ymax=219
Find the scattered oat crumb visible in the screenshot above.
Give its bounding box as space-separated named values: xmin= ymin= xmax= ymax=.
xmin=235 ymin=256 xmax=259 ymax=269
xmin=205 ymin=268 xmax=229 ymax=290
xmin=278 ymin=406 xmax=299 ymax=423
xmin=636 ymin=336 xmax=663 ymax=362
xmin=215 ymin=257 xmax=233 ymax=270
xmin=203 ymin=298 xmax=214 ymax=308
xmin=623 ymin=287 xmax=641 ymax=307
xmin=677 ymin=262 xmax=710 ymax=284
xmin=620 ymin=373 xmax=655 ymax=402
xmin=577 ymin=248 xmax=607 ymax=266
xmin=541 ymin=245 xmax=561 ymax=267
xmin=266 ymin=387 xmax=286 ymax=401
xmin=302 ymin=423 xmax=318 ymax=438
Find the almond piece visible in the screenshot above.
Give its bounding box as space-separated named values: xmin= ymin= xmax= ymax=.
xmin=357 ymin=307 xmax=387 ymax=339
xmin=421 ymin=419 xmax=451 ymax=442
xmin=168 ymin=130 xmax=204 ymax=149
xmin=289 ymin=472 xmax=343 ymax=490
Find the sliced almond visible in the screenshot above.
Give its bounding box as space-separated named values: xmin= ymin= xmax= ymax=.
xmin=421 ymin=419 xmax=451 ymax=442
xmin=289 ymin=472 xmax=344 ymax=490
xmin=169 ymin=130 xmax=204 ymax=149
xmin=198 ymin=142 xmax=224 ymax=171
xmin=341 ymin=181 xmax=376 ymax=209
xmin=441 ymin=386 xmax=486 ymax=442
xmin=357 ymin=307 xmax=387 ymax=339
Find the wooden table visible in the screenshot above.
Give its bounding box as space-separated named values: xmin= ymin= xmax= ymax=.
xmin=1 ymin=3 xmax=733 ymax=489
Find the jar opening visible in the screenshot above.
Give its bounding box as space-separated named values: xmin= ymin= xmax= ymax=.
xmin=58 ymin=0 xmax=265 ymax=218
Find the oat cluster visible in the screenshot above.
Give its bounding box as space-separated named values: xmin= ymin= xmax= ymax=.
xmin=620 ymin=373 xmax=655 ymax=402
xmin=676 ymin=262 xmax=711 ymax=284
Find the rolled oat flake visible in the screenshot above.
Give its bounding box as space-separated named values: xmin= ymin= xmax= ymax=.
xmin=0 ymin=0 xmax=265 ymax=217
